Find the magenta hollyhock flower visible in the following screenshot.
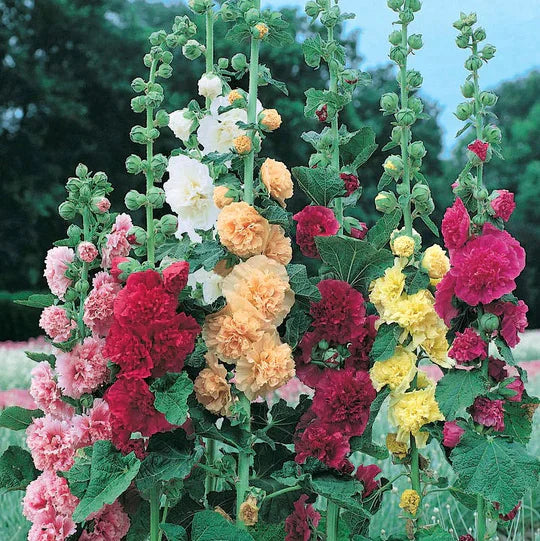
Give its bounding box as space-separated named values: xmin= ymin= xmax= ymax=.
xmin=442 ymin=421 xmax=465 ymax=448
xmin=459 ymin=536 xmax=474 ymax=541
xmin=284 ymin=494 xmax=321 ymax=541
xmin=491 ymin=189 xmax=515 ymax=222
xmin=339 ymin=172 xmax=359 ymax=195
xmin=488 ymin=357 xmax=508 ymax=382
xmin=355 ymin=464 xmax=382 ymax=497
xmin=506 ymin=377 xmax=525 ymax=402
xmin=472 ymin=397 xmax=505 ymax=432
xmin=448 ymin=328 xmax=487 ymax=363
xmin=293 ymin=206 xmax=340 ymax=258
xmin=442 ymin=198 xmax=470 ymax=251
xmin=350 ymin=222 xmax=368 ymax=239
xmin=468 ymin=139 xmax=489 ymax=161
xmin=434 ymin=271 xmax=459 ymax=326
xmin=486 ymin=300 xmax=528 ymax=347
xmin=162 ymin=261 xmax=190 ymax=295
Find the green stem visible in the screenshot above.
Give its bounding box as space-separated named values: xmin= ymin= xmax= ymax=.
xmin=78 ymin=206 xmax=90 ymax=340
xmin=409 ymin=372 xmax=421 ymax=524
xmin=471 ymin=41 xmax=485 ymax=190
xmin=236 ymin=398 xmax=251 ymax=528
xmin=326 ymin=500 xmax=339 ymax=541
xmin=205 ymin=8 xmax=214 ymax=109
xmin=157 ymin=497 xmax=169 ymax=541
xmin=150 ymin=486 xmax=161 ymax=541
xmin=204 ymin=438 xmax=217 ymax=501
xmin=264 ymin=485 xmax=301 ymax=502
xmin=477 ymin=494 xmax=486 ymax=541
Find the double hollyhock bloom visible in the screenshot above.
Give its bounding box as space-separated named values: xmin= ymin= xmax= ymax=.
xmin=284 ymin=494 xmax=321 ymax=541
xmin=293 ymin=206 xmax=340 ymax=258
xmin=448 ymin=327 xmax=487 ymax=363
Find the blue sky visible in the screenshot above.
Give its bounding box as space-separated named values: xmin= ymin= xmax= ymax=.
xmin=269 ymin=0 xmax=540 ymax=154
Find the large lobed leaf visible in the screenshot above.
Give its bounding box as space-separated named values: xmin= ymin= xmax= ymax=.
xmin=151 ymin=372 xmax=193 ymax=426
xmin=291 ymin=166 xmax=344 ymax=207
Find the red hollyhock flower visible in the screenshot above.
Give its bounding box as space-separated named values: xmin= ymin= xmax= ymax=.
xmin=491 ymin=189 xmax=515 ymax=222
xmin=312 ymin=367 xmax=376 ymax=437
xmin=468 ymin=139 xmax=489 ymax=161
xmin=442 ymin=421 xmax=464 ymax=448
xmin=284 ymin=494 xmax=321 ymax=541
xmin=110 ymin=257 xmax=130 ymax=282
xmin=346 ymin=315 xmax=378 ymax=371
xmin=105 ymin=377 xmax=172 ymax=437
xmin=472 ymin=397 xmax=505 ymax=432
xmin=315 ymin=104 xmax=328 ymax=122
xmin=495 ymin=501 xmax=521 ymax=521
xmin=506 ymin=377 xmax=524 ymax=402
xmin=459 ymin=536 xmax=474 ymax=541
xmin=488 ymin=357 xmax=508 ymax=382
xmin=486 ymin=300 xmax=528 ymax=348
xmin=355 ymin=464 xmax=382 ymax=498
xmin=350 ymin=222 xmax=368 ymax=240
xmin=162 ymin=261 xmax=189 ymax=295
xmin=111 ymin=427 xmax=148 ymax=460
xmin=442 ymin=198 xmax=470 ymax=251
xmin=339 ymin=173 xmax=359 ymax=196
xmin=434 ymin=271 xmax=459 ymax=326
xmin=293 ymin=206 xmax=340 ymax=258
xmin=448 ymin=327 xmax=487 ymax=363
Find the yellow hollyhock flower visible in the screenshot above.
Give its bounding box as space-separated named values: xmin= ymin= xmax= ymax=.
xmin=400 ymin=489 xmax=420 ymax=515
xmin=370 ymin=346 xmax=417 ymax=393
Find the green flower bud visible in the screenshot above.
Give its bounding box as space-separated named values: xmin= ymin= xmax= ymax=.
xmin=409 ymin=0 xmax=422 ymax=12
xmin=481 ymin=44 xmax=496 ymax=60
xmin=151 ymin=154 xmax=169 ymax=182
xmin=149 ymin=30 xmax=167 ymax=46
xmin=220 ymin=3 xmax=237 ymax=22
xmin=455 ymin=101 xmax=473 ymax=121
xmin=461 ymin=80 xmax=475 ymax=98
xmin=387 ymin=0 xmax=403 ymax=11
xmin=156 ymin=64 xmax=173 ymax=79
xmin=125 ymin=154 xmax=144 ymax=175
xmin=231 ymin=53 xmax=248 ymax=71
xmin=479 ymin=91 xmax=498 ymax=107
xmin=75 ymin=163 xmax=88 ymax=178
xmin=480 ymin=313 xmax=499 ymax=333
xmin=474 ymin=187 xmax=489 ymax=200
xmin=380 ymin=92 xmax=400 ymax=113
xmin=409 ymin=141 xmax=426 ymax=159
xmin=383 ymin=155 xmax=404 ymax=178
xmin=375 ymin=191 xmax=399 ymax=213
xmin=391 ymin=126 xmax=404 ymax=144
xmin=188 ymin=0 xmax=212 ymax=14
xmin=129 ymin=226 xmax=147 ymax=246
xmin=455 ymin=34 xmax=470 ymax=49
xmin=399 ymin=9 xmax=414 ymax=23
xmin=415 ymin=197 xmax=435 ymax=215
xmin=58 ymin=201 xmax=77 ymax=221
xmin=154 ymin=109 xmax=169 ymax=128
xmin=472 ymin=214 xmax=486 ymax=226
xmin=395 ymin=108 xmax=416 ymax=126
xmin=465 ymin=54 xmax=483 ymax=71
xmin=217 ymin=57 xmax=229 ymax=69
xmin=125 ymin=190 xmax=147 ymax=211
xmin=408 ymin=96 xmax=424 ymax=115
xmin=143 ymin=53 xmax=153 ymax=67
xmin=131 ymin=77 xmax=146 ymax=93
xmin=131 ymin=96 xmax=147 ymax=113
xmin=160 ymin=215 xmax=178 ymax=235
xmin=147 ymin=187 xmax=166 ymax=208
xmin=389 ymin=30 xmax=402 ymax=46
xmin=130 ymin=126 xmax=147 ymax=145
xmin=146 ymin=91 xmax=164 ymax=109
xmin=321 ymin=6 xmax=340 ymax=28
xmin=161 ymin=51 xmax=173 ymax=65
xmin=389 ymin=46 xmax=407 ymax=65
xmin=483 ymin=124 xmax=502 ymax=145
xmin=79 ymin=184 xmax=91 ymax=200
xmin=406 ymin=69 xmax=423 ymax=88
xmin=318 ymin=339 xmax=329 ymax=351
xmin=411 ymin=183 xmax=431 ymax=203
xmin=408 ymin=34 xmax=423 ymax=50
xmin=462 ymin=12 xmax=477 ymax=26
xmin=473 ymin=27 xmax=486 ymax=42
xmin=305 ymin=1 xmax=320 ymax=18
xmin=74 ymin=279 xmax=89 ymax=294
xmin=244 ymin=8 xmax=260 ymax=25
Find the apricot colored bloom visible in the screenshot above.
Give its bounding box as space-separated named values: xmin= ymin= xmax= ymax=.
xmin=391 ymin=235 xmax=415 ymax=257
xmin=422 ymin=244 xmax=450 ymax=280
xmin=213 ymin=185 xmax=234 ymax=209
xmin=260 ymin=158 xmax=293 ymax=207
xmin=389 ymin=387 xmax=444 ymax=448
xmin=236 ymin=332 xmax=295 ymax=399
xmin=234 ymin=135 xmax=252 ymax=155
xmin=228 ymin=89 xmax=243 ymax=104
xmin=222 ymin=255 xmax=294 ymax=325
xmin=260 ymin=108 xmax=282 ymax=131
xmin=239 ymin=496 xmax=259 ymax=526
xmin=400 ymin=489 xmax=420 ymax=516
xmin=370 ymin=346 xmax=417 ymax=393
xmin=264 ymin=225 xmax=292 ymax=265
xmin=386 ymin=433 xmax=408 ymax=459
xmin=194 ymin=353 xmax=232 ymax=416
xmin=217 ymin=202 xmax=270 ymax=258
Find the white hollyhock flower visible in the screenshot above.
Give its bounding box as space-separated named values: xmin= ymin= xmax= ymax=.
xmin=168 ymin=109 xmax=194 ymax=142
xmin=198 ymin=73 xmax=222 ymax=100
xmin=164 ymin=155 xmax=219 ymax=242
xmin=188 ymin=268 xmax=223 ymax=305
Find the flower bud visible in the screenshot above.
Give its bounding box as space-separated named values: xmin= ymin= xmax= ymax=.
xmin=455 ymin=34 xmax=470 ymax=49
xmin=93 ymin=197 xmax=110 ymax=214
xmin=76 ymin=163 xmax=88 ymax=178
xmin=128 ymin=226 xmax=147 ymax=246
xmin=391 ymin=126 xmax=404 ymax=144
xmin=218 ymin=57 xmax=229 ymax=69
xmin=406 ymin=70 xmax=423 ymax=88
xmin=474 ymin=187 xmax=489 ymax=200
xmin=305 ymin=1 xmax=320 ymax=17
xmin=455 ymin=101 xmax=473 ymax=121
xmin=154 ymin=109 xmax=170 ymax=128
xmin=321 ymin=6 xmax=340 ymax=27
xmin=252 ymin=22 xmax=269 ymax=39
xmin=188 ymin=0 xmax=213 ymax=14
xmin=125 ymin=154 xmax=144 ymax=175
xmin=315 ymin=104 xmax=328 ymax=122
xmin=409 ymin=141 xmax=426 ymax=159
xmin=408 ymin=97 xmax=423 ymax=115
xmin=383 ymin=155 xmax=404 ymax=178
xmin=480 ymin=44 xmax=496 ymax=60
xmin=244 ymin=8 xmax=260 ymax=24
xmin=409 ymin=0 xmax=422 ymax=11
xmin=389 ymin=30 xmax=403 ymax=46
xmin=412 ymin=183 xmax=431 ymax=203
xmin=182 ymin=39 xmax=204 ymax=60
xmin=389 ymin=46 xmax=407 ymax=65
xmin=473 ymin=27 xmax=486 ymax=42
xmin=143 ymin=53 xmax=153 ymax=67
xmin=161 ymin=51 xmax=173 ymax=65
xmin=465 ymin=54 xmax=483 ymax=72
xmin=472 ymin=214 xmax=486 ymax=226
xmin=259 ymin=109 xmax=282 ymax=131
xmin=479 ymin=91 xmax=498 ymax=107
xmin=231 ymin=53 xmax=247 ymax=72
xmin=342 ymin=69 xmax=360 ymax=85
xmin=380 ymin=92 xmax=400 ymax=113
xmin=125 ymin=190 xmax=146 ymax=211
xmin=408 ymin=34 xmax=423 ymax=50
xmin=131 ymin=96 xmax=146 ymax=113
xmin=147 ymin=187 xmax=166 ymax=208
xmin=58 ymin=201 xmax=77 ymax=221
xmin=74 ymin=279 xmax=89 ymax=295
xmin=387 ymin=0 xmax=403 ymax=11
xmin=160 ymin=214 xmax=178 ymax=235
xmin=376 ymin=191 xmax=399 ymax=213
xmin=156 ymin=64 xmax=173 ymax=79
xmin=461 ymin=80 xmax=475 ymax=98
xmin=480 ymin=313 xmax=499 ymax=333
xmin=483 ymin=124 xmax=502 ymax=145
xmin=220 ymin=2 xmax=237 ymax=22
xmin=149 ymin=30 xmax=166 ymax=46
xmin=234 ymin=135 xmax=252 ymax=155
xmin=399 ymin=9 xmax=414 ymax=23
xmin=395 ymin=108 xmax=416 ymax=126
xmin=131 ymin=77 xmax=146 ymax=93
xmin=415 ymin=197 xmax=435 ymax=215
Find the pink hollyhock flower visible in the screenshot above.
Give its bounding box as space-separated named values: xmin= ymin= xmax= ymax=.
xmin=488 ymin=357 xmax=508 ymax=382
xmin=472 ymin=397 xmax=505 ymax=431
xmin=486 ymin=300 xmax=528 ymax=347
xmin=74 ymin=398 xmax=112 ymax=447
xmin=79 ymin=501 xmax=131 ymax=541
xmin=491 ymin=189 xmax=515 ymax=222
xmin=293 ymin=206 xmax=340 ymax=258
xmin=468 ymin=139 xmax=489 ymax=161
xmin=506 ymin=377 xmax=525 ymax=402
xmin=312 ymin=367 xmax=376 ymax=437
xmin=39 ymin=306 xmax=76 ymax=343
xmin=442 ymin=421 xmax=465 ymax=448
xmin=29 ymin=362 xmax=73 ymax=418
xmin=83 ymin=272 xmax=122 ymax=337
xmin=356 ymin=464 xmax=382 ymax=498
xmin=44 ymin=247 xmax=75 ymax=300
xmin=434 ymin=271 xmax=459 ymax=326
xmin=102 ymin=213 xmax=133 ymax=269
xmin=56 ymin=337 xmax=108 ymax=399
xmin=442 ymin=198 xmax=470 ymax=251
xmin=448 ymin=328 xmax=487 ymax=363
xmin=310 ymin=280 xmax=367 ymax=344
xmin=351 ymin=222 xmax=368 ymax=240
xmin=450 ymin=224 xmax=525 ymax=305
xmin=23 ymin=470 xmax=79 ymax=523
xmin=77 ymin=241 xmax=98 ymax=263
xmin=284 ymin=494 xmax=321 ymax=541
xmin=28 ymin=512 xmax=76 ymax=541
xmin=162 ymin=261 xmax=190 ymax=295
xmin=96 ymin=197 xmax=111 ymax=213
xmin=26 ymin=415 xmax=78 ymax=471
xmin=339 ymin=172 xmax=359 ymax=196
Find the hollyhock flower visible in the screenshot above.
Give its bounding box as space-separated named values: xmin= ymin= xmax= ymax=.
xmin=400 ymin=489 xmax=420 ymax=515
xmin=506 ymin=377 xmax=525 ymax=402
xmin=74 ymin=399 xmax=112 ymax=447
xmin=198 ymin=73 xmax=222 ymax=100
xmin=450 ymin=224 xmax=525 ymax=305
xmin=96 ymin=197 xmax=111 ymax=213
xmin=491 ymin=189 xmax=515 ymax=221
xmin=422 ymin=244 xmax=450 ymax=280
xmin=315 ymin=104 xmax=328 ymax=122
xmin=448 ymin=328 xmax=487 ymax=363
xmin=386 ymin=433 xmax=409 ymax=459
xmin=194 ymin=353 xmax=232 ymax=416
xmin=29 ymin=362 xmax=73 ymax=418
xmin=295 ymin=331 xmax=325 ymax=388
xmin=111 ymin=427 xmax=147 ymax=460
xmin=56 ymin=337 xmax=108 ymax=398
xmin=102 ymin=213 xmax=133 ymax=269
xmin=164 ymin=155 xmax=219 ymax=242
xmin=442 ymin=421 xmax=465 ymax=448
xmin=264 ymin=224 xmax=293 ymax=265
xmin=79 ymin=501 xmax=130 ymax=541
xmin=488 ymin=357 xmax=508 ymax=382
xmin=168 ymin=108 xmax=194 ymax=142
xmin=459 ymin=536 xmax=474 ymax=541
xmin=356 ymin=464 xmax=382 ymax=498
xmin=213 ymin=185 xmax=234 ymax=209
xmin=39 ymin=306 xmax=76 ymax=343
xmin=284 ymin=494 xmax=321 ymax=541
xmin=472 ymin=397 xmax=505 ymax=431
xmin=23 ymin=470 xmax=79 ymax=523
xmin=496 ymin=501 xmax=521 ymax=521
xmin=239 ymin=496 xmax=259 ymax=527
xmin=468 ymin=139 xmax=489 ymax=161
xmin=259 ymin=108 xmax=282 ymax=131
xmin=347 ymin=315 xmax=378 ymax=370
xmin=434 ymin=271 xmax=459 ymax=326
xmin=28 ymin=513 xmax=76 ymax=541
xmin=350 ymin=222 xmax=368 ymax=240
xmin=27 ymin=415 xmax=78 ymax=471
xmin=105 ymin=377 xmax=171 ymax=437
xmin=486 ymin=300 xmax=528 ymax=347
xmin=83 ymin=272 xmax=121 ymax=336
xmin=260 ymin=158 xmax=293 ymax=207
xmin=293 ymin=206 xmax=339 ymax=258
xmin=339 ymin=172 xmax=359 ymax=196
xmin=188 ymin=267 xmax=223 ymax=305
xmin=77 ymin=241 xmax=98 ymax=263
xmin=44 ymin=246 xmax=75 ymax=300
xmin=370 ymin=346 xmax=417 ymax=393
xmin=441 ymin=198 xmax=470 ymax=251
xmin=311 ymin=367 xmax=376 ymax=437
xmin=162 ymin=261 xmax=189 ymax=295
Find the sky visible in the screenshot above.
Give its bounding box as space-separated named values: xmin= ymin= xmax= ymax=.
xmin=268 ymin=0 xmax=540 ymax=154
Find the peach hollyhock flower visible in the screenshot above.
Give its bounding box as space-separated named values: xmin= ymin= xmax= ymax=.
xmin=236 ymin=332 xmax=295 ymax=400
xmin=234 ymin=135 xmax=252 ymax=155
xmin=263 ymin=225 xmax=292 ymax=265
xmin=194 ymin=353 xmax=233 ymax=416
xmin=213 ymin=185 xmax=234 ymax=209
xmin=239 ymin=496 xmax=259 ymax=526
xmin=222 ymin=255 xmax=295 ymax=325
xmin=259 ymin=109 xmax=282 ymax=131
xmin=202 ymin=303 xmax=269 ymax=363
xmin=260 ymin=158 xmax=293 ymax=207
xmin=216 ymin=202 xmax=270 ymax=258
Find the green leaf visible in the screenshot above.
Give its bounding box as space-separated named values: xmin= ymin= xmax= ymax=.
xmin=0 ymin=406 xmax=43 ymax=431
xmin=304 ymin=89 xmax=348 ymax=118
xmin=250 ymin=523 xmax=286 ymax=541
xmin=377 ymin=172 xmax=393 ymax=191
xmin=494 ymin=336 xmax=516 ymax=366
xmin=370 ymin=324 xmax=401 ymax=362
xmin=258 ymin=65 xmax=289 ymax=95
xmin=416 ymin=525 xmax=454 ymax=540
xmin=156 ymin=236 xmax=191 ymax=263
xmin=340 ymin=127 xmax=378 ymax=170
xmin=62 ymin=446 xmax=93 ymax=499
xmin=71 ymin=441 xmax=141 ymax=522
xmin=190 ymin=241 xmax=226 ymax=272
xmin=302 ymin=35 xmax=323 ymax=68
xmin=420 ymin=215 xmax=440 ymax=237
xmin=191 ymin=510 xmax=254 ymax=541
xmin=291 ymin=166 xmax=344 ymax=206
xmin=367 ymin=212 xmax=402 ymax=250
xmin=286 ymin=264 xmax=321 ymax=301
xmin=450 ymin=431 xmax=540 ymax=514
xmin=435 ymin=370 xmax=488 ymax=419
xmin=151 ymin=372 xmax=193 ymax=426
xmin=403 ymin=265 xmax=431 ymax=295
xmin=0 ymin=446 xmax=38 ymax=492
xmin=503 ymin=401 xmax=532 ymax=444
xmin=265 ymin=396 xmax=312 ymax=445
xmin=257 ymin=203 xmax=292 ymax=231
xmin=284 ymin=304 xmax=312 ymax=349
xmin=14 ymin=293 xmax=56 ymax=308
xmin=160 ymin=523 xmax=187 ymax=541
xmin=24 ymin=351 xmax=56 ymax=367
